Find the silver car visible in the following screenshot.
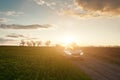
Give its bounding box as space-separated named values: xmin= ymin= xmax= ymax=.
xmin=64 ymin=48 xmax=84 ymax=57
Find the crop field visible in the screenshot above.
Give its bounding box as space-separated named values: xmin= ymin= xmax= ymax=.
xmin=0 ymin=46 xmax=91 ymax=80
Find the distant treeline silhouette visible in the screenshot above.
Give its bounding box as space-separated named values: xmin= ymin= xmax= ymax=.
xmin=19 ymin=40 xmax=51 ymax=46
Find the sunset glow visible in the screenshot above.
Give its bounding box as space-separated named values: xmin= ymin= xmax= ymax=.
xmin=0 ymin=0 xmax=120 ymax=46
xmin=60 ymin=35 xmax=76 ymax=46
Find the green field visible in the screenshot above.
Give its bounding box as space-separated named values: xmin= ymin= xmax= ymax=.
xmin=0 ymin=46 xmax=91 ymax=80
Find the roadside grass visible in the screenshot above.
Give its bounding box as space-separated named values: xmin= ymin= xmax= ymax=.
xmin=0 ymin=46 xmax=91 ymax=80
xmin=80 ymin=47 xmax=120 ymax=65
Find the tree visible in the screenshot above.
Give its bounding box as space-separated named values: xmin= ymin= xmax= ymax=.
xmin=45 ymin=40 xmax=51 ymax=46
xmin=31 ymin=41 xmax=36 ymax=46
xmin=36 ymin=41 xmax=42 ymax=46
xmin=26 ymin=41 xmax=32 ymax=46
xmin=20 ymin=40 xmax=25 ymax=46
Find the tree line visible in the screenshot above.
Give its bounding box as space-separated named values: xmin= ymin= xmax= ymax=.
xmin=19 ymin=40 xmax=51 ymax=46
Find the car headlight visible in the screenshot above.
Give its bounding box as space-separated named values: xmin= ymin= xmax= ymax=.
xmin=80 ymin=52 xmax=84 ymax=55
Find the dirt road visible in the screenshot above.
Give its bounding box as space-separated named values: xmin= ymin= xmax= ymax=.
xmin=72 ymin=54 xmax=120 ymax=80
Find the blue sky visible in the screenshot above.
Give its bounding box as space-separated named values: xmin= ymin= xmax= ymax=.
xmin=0 ymin=0 xmax=120 ymax=46
xmin=0 ymin=0 xmax=54 ymax=24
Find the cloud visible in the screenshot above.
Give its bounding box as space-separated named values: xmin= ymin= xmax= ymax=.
xmin=6 ymin=33 xmax=25 ymax=38
xmin=74 ymin=0 xmax=120 ymax=16
xmin=0 ymin=38 xmax=15 ymax=43
xmin=35 ymin=0 xmax=56 ymax=9
xmin=58 ymin=8 xmax=101 ymax=18
xmin=35 ymin=0 xmax=45 ymax=5
xmin=57 ymin=0 xmax=120 ymax=18
xmin=5 ymin=33 xmax=38 ymax=40
xmin=0 ymin=24 xmax=53 ymax=29
xmin=0 ymin=18 xmax=11 ymax=23
xmin=0 ymin=11 xmax=24 ymax=16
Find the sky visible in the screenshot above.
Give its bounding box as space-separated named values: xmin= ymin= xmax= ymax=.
xmin=0 ymin=0 xmax=120 ymax=46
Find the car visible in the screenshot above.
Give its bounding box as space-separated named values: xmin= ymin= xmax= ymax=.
xmin=64 ymin=48 xmax=84 ymax=57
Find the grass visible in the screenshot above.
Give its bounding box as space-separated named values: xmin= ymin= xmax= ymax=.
xmin=0 ymin=46 xmax=91 ymax=80
xmin=80 ymin=47 xmax=120 ymax=65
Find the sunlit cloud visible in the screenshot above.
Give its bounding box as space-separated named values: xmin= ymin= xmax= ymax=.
xmin=58 ymin=8 xmax=100 ymax=18
xmin=0 ymin=18 xmax=12 ymax=23
xmin=35 ymin=0 xmax=56 ymax=9
xmin=74 ymin=0 xmax=120 ymax=16
xmin=75 ymin=0 xmax=120 ymax=14
xmin=0 ymin=11 xmax=24 ymax=16
xmin=0 ymin=24 xmax=53 ymax=29
xmin=0 ymin=18 xmax=8 ymax=23
xmin=58 ymin=0 xmax=120 ymax=18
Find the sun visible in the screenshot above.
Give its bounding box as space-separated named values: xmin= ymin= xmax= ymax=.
xmin=63 ymin=37 xmax=74 ymax=44
xmin=61 ymin=34 xmax=76 ymax=46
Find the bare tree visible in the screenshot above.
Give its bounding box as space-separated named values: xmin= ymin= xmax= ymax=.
xmin=45 ymin=40 xmax=51 ymax=46
xmin=26 ymin=41 xmax=32 ymax=46
xmin=36 ymin=41 xmax=42 ymax=46
xmin=31 ymin=41 xmax=36 ymax=46
xmin=20 ymin=40 xmax=25 ymax=46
